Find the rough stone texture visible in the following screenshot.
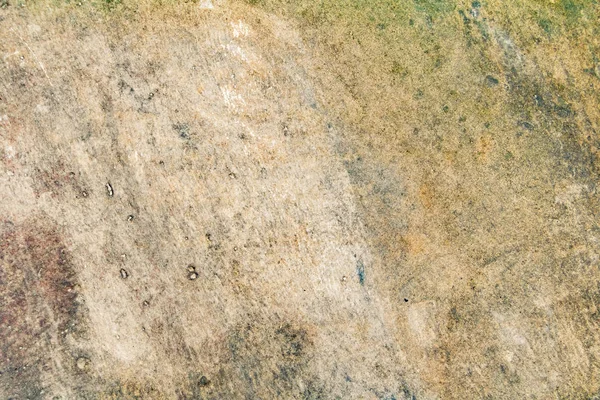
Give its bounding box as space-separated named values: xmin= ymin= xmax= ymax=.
xmin=0 ymin=0 xmax=599 ymax=399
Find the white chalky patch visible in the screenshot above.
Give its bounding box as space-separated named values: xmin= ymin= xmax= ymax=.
xmin=232 ymin=20 xmax=250 ymax=38
xmin=198 ymin=0 xmax=214 ymax=9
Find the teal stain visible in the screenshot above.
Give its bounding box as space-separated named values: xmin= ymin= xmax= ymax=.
xmin=356 ymin=260 xmax=365 ymax=285
xmin=413 ymin=0 xmax=455 ymax=17
xmin=538 ymin=18 xmax=553 ymax=35
xmin=561 ymin=0 xmax=583 ymax=19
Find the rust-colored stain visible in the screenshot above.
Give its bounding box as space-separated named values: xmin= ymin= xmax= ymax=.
xmin=0 ymin=218 xmax=83 ymax=398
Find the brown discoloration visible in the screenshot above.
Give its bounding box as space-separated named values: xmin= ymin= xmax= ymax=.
xmin=0 ymin=217 xmax=85 ymax=398
xmin=475 ymin=134 xmax=494 ymax=161
xmin=99 ymin=379 xmax=166 ymax=400
xmin=31 ymin=163 xmax=89 ymax=199
xmin=401 ymin=233 xmax=427 ymax=256
xmin=208 ymin=316 xmax=320 ymax=399
xmin=418 ymin=183 xmax=434 ymax=210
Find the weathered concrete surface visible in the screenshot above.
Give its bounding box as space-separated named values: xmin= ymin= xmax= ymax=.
xmin=0 ymin=0 xmax=599 ymax=398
